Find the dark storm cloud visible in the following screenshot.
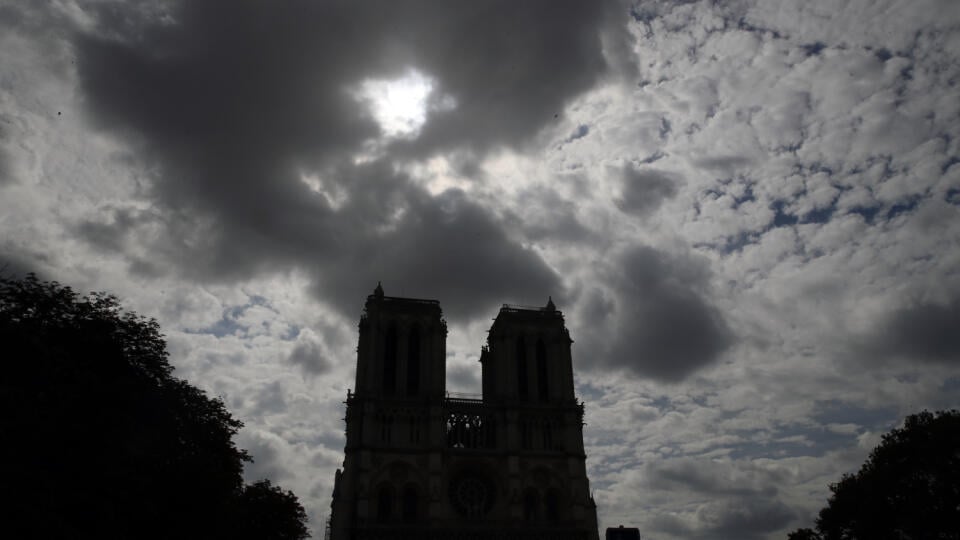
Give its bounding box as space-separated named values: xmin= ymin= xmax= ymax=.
xmin=0 ymin=109 xmax=13 ymax=186
xmin=76 ymin=205 xmax=150 ymax=253
xmin=645 ymin=459 xmax=795 ymax=539
xmin=615 ymin=164 xmax=680 ymax=217
xmin=382 ymin=2 xmax=624 ymax=157
xmin=697 ymin=499 xmax=795 ymax=540
xmin=873 ymin=296 xmax=960 ymax=364
xmin=506 ymin=183 xmax=597 ymax=245
xmin=76 ymin=0 xmax=626 ymax=181
xmin=692 ymin=155 xmax=755 ymax=176
xmin=0 ymin=238 xmax=57 ymax=281
xmin=317 ymin=188 xmax=561 ymax=321
xmin=78 ymin=160 xmax=561 ymax=321
xmin=288 ymin=338 xmax=331 ymax=377
xmin=70 ymin=0 xmax=625 ymax=319
xmin=0 ymin=252 xmax=41 ymax=280
xmin=0 ymin=146 xmax=10 ymax=186
xmin=593 ymin=245 xmax=733 ymax=382
xmin=645 ymin=459 xmax=782 ymax=498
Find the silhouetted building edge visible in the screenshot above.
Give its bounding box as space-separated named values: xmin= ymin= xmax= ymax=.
xmin=606 ymin=525 xmax=640 ymax=540
xmin=328 ymin=285 xmax=600 ymax=540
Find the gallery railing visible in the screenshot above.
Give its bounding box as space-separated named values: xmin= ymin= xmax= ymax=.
xmin=351 ymin=528 xmax=590 ymax=540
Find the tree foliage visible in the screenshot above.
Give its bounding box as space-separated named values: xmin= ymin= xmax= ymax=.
xmin=230 ymin=480 xmax=311 ymax=540
xmin=0 ymin=274 xmax=310 ymax=539
xmin=789 ymin=409 xmax=960 ymax=540
xmin=787 ymin=528 xmax=820 ymax=540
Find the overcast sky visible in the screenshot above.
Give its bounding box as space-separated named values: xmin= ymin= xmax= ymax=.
xmin=2 ymin=1 xmax=959 ymax=538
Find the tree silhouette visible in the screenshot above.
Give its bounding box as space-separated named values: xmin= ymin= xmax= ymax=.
xmin=229 ymin=480 xmax=311 ymax=540
xmin=0 ymin=274 xmax=309 ymax=539
xmin=789 ymin=409 xmax=960 ymax=539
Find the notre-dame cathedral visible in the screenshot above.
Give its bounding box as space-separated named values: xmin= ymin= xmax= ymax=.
xmin=328 ymin=284 xmax=600 ymax=540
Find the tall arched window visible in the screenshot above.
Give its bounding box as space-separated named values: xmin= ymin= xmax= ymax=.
xmin=536 ymin=338 xmax=548 ymax=401
xmin=523 ymin=488 xmax=539 ymax=521
xmin=543 ymin=420 xmax=553 ymax=449
xmin=401 ymin=484 xmax=419 ymax=523
xmin=377 ymin=484 xmax=394 ymax=522
xmin=545 ymin=488 xmax=560 ymax=521
xmin=383 ymin=324 xmax=397 ymax=395
xmin=406 ymin=325 xmax=420 ymax=396
xmin=516 ymin=337 xmax=528 ymax=400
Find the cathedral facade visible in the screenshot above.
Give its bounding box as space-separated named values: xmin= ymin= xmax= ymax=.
xmin=328 ymin=285 xmax=599 ymax=540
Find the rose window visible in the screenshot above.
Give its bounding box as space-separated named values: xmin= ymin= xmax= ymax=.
xmin=449 ymin=473 xmax=495 ymax=518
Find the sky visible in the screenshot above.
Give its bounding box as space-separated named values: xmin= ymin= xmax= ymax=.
xmin=1 ymin=1 xmax=959 ymax=538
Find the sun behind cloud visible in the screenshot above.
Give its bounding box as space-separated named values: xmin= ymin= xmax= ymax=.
xmin=353 ymin=68 xmax=455 ymax=139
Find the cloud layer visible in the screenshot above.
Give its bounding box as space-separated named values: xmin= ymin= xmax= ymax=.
xmin=2 ymin=1 xmax=959 ymax=538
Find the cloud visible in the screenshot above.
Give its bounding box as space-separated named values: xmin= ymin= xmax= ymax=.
xmin=607 ymin=456 xmax=797 ymax=540
xmin=316 ymin=187 xmax=562 ymax=321
xmin=251 ymin=380 xmax=289 ymax=417
xmin=0 ymin=239 xmax=56 ymax=281
xmin=588 ymin=245 xmax=734 ymax=382
xmin=696 ymin=498 xmax=795 ymax=540
xmin=288 ymin=330 xmax=331 ymax=377
xmin=505 ymin=183 xmax=597 ymax=246
xmin=69 ymin=0 xmax=613 ymax=321
xmin=5 ymin=1 xmax=960 ymax=539
xmin=614 ymin=163 xmax=680 ymax=217
xmin=72 ymin=0 xmax=629 ymax=198
xmin=76 ymin=204 xmax=152 ymax=254
xmin=0 ymin=134 xmax=11 ymax=186
xmin=383 ymin=1 xmax=629 ymax=157
xmin=447 ymin=362 xmax=481 ymax=393
xmin=645 ymin=458 xmax=783 ymax=498
xmin=871 ymin=296 xmax=960 ymax=364
xmin=0 ymin=251 xmax=42 ymax=280
xmin=238 ymin=429 xmax=292 ymax=484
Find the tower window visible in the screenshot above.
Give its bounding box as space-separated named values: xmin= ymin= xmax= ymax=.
xmin=409 ymin=415 xmax=420 ymax=444
xmin=407 ymin=325 xmax=420 ymax=396
xmin=383 ymin=324 xmax=397 ymax=395
xmin=517 ymin=337 xmax=528 ymax=400
xmin=377 ymin=484 xmax=394 ymax=522
xmin=401 ymin=484 xmax=419 ymax=522
xmin=543 ymin=420 xmax=553 ymax=449
xmin=523 ymin=488 xmax=539 ymax=521
xmin=536 ymin=338 xmax=548 ymax=401
xmin=379 ymin=414 xmax=393 ymax=443
xmin=546 ymin=488 xmax=560 ymax=521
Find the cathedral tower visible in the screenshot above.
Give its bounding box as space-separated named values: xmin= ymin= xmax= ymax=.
xmin=480 ymin=297 xmax=576 ymax=404
xmin=329 ymin=286 xmax=599 ymax=540
xmin=353 ymin=282 xmax=447 ymax=401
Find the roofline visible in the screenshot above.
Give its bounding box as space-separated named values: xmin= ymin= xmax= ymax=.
xmin=367 ymin=294 xmax=440 ymax=306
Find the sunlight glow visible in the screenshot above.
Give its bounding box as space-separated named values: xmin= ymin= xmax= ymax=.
xmin=355 ymin=69 xmax=454 ymax=139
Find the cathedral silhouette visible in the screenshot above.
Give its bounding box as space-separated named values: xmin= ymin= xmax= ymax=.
xmin=328 ymin=284 xmax=600 ymax=540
